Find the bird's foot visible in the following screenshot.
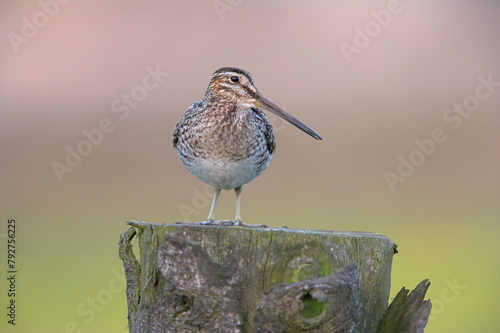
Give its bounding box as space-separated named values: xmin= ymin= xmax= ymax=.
xmin=176 ymin=220 xmax=268 ymax=228
xmin=175 ymin=220 xmax=234 ymax=226
xmin=202 ymin=219 xmax=235 ymax=226
xmin=175 ymin=221 xmax=205 ymax=225
xmin=233 ymin=220 xmax=269 ymax=228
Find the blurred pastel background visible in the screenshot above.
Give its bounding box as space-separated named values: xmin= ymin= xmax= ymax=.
xmin=1 ymin=1 xmax=499 ymax=332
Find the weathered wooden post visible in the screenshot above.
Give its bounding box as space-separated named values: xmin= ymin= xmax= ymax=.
xmin=119 ymin=221 xmax=431 ymax=332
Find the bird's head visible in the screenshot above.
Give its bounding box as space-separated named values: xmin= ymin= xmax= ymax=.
xmin=205 ymin=67 xmax=322 ymax=140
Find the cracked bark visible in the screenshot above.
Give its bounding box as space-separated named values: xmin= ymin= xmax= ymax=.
xmin=119 ymin=221 xmax=430 ymax=332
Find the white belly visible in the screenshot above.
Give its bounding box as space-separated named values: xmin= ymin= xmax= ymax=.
xmin=180 ymin=155 xmax=272 ymax=190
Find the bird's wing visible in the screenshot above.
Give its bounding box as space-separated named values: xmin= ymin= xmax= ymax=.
xmin=173 ymin=102 xmax=202 ymax=148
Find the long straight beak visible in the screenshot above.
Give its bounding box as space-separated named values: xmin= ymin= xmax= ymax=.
xmin=255 ymin=91 xmax=322 ymax=140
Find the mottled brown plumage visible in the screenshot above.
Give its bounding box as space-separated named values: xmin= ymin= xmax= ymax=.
xmin=173 ymin=67 xmax=321 ymax=226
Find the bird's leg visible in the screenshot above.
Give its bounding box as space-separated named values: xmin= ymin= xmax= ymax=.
xmin=176 ymin=188 xmax=226 ymax=226
xmin=201 ymin=187 xmax=221 ymax=224
xmin=234 ymin=186 xmax=242 ymax=223
xmin=233 ymin=186 xmax=268 ymax=228
xmin=176 ymin=186 xmax=266 ymax=227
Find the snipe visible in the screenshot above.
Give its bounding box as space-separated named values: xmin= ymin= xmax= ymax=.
xmin=173 ymin=67 xmax=321 ymax=227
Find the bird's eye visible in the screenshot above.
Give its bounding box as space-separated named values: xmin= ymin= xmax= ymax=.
xmin=230 ymin=76 xmax=239 ymax=83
